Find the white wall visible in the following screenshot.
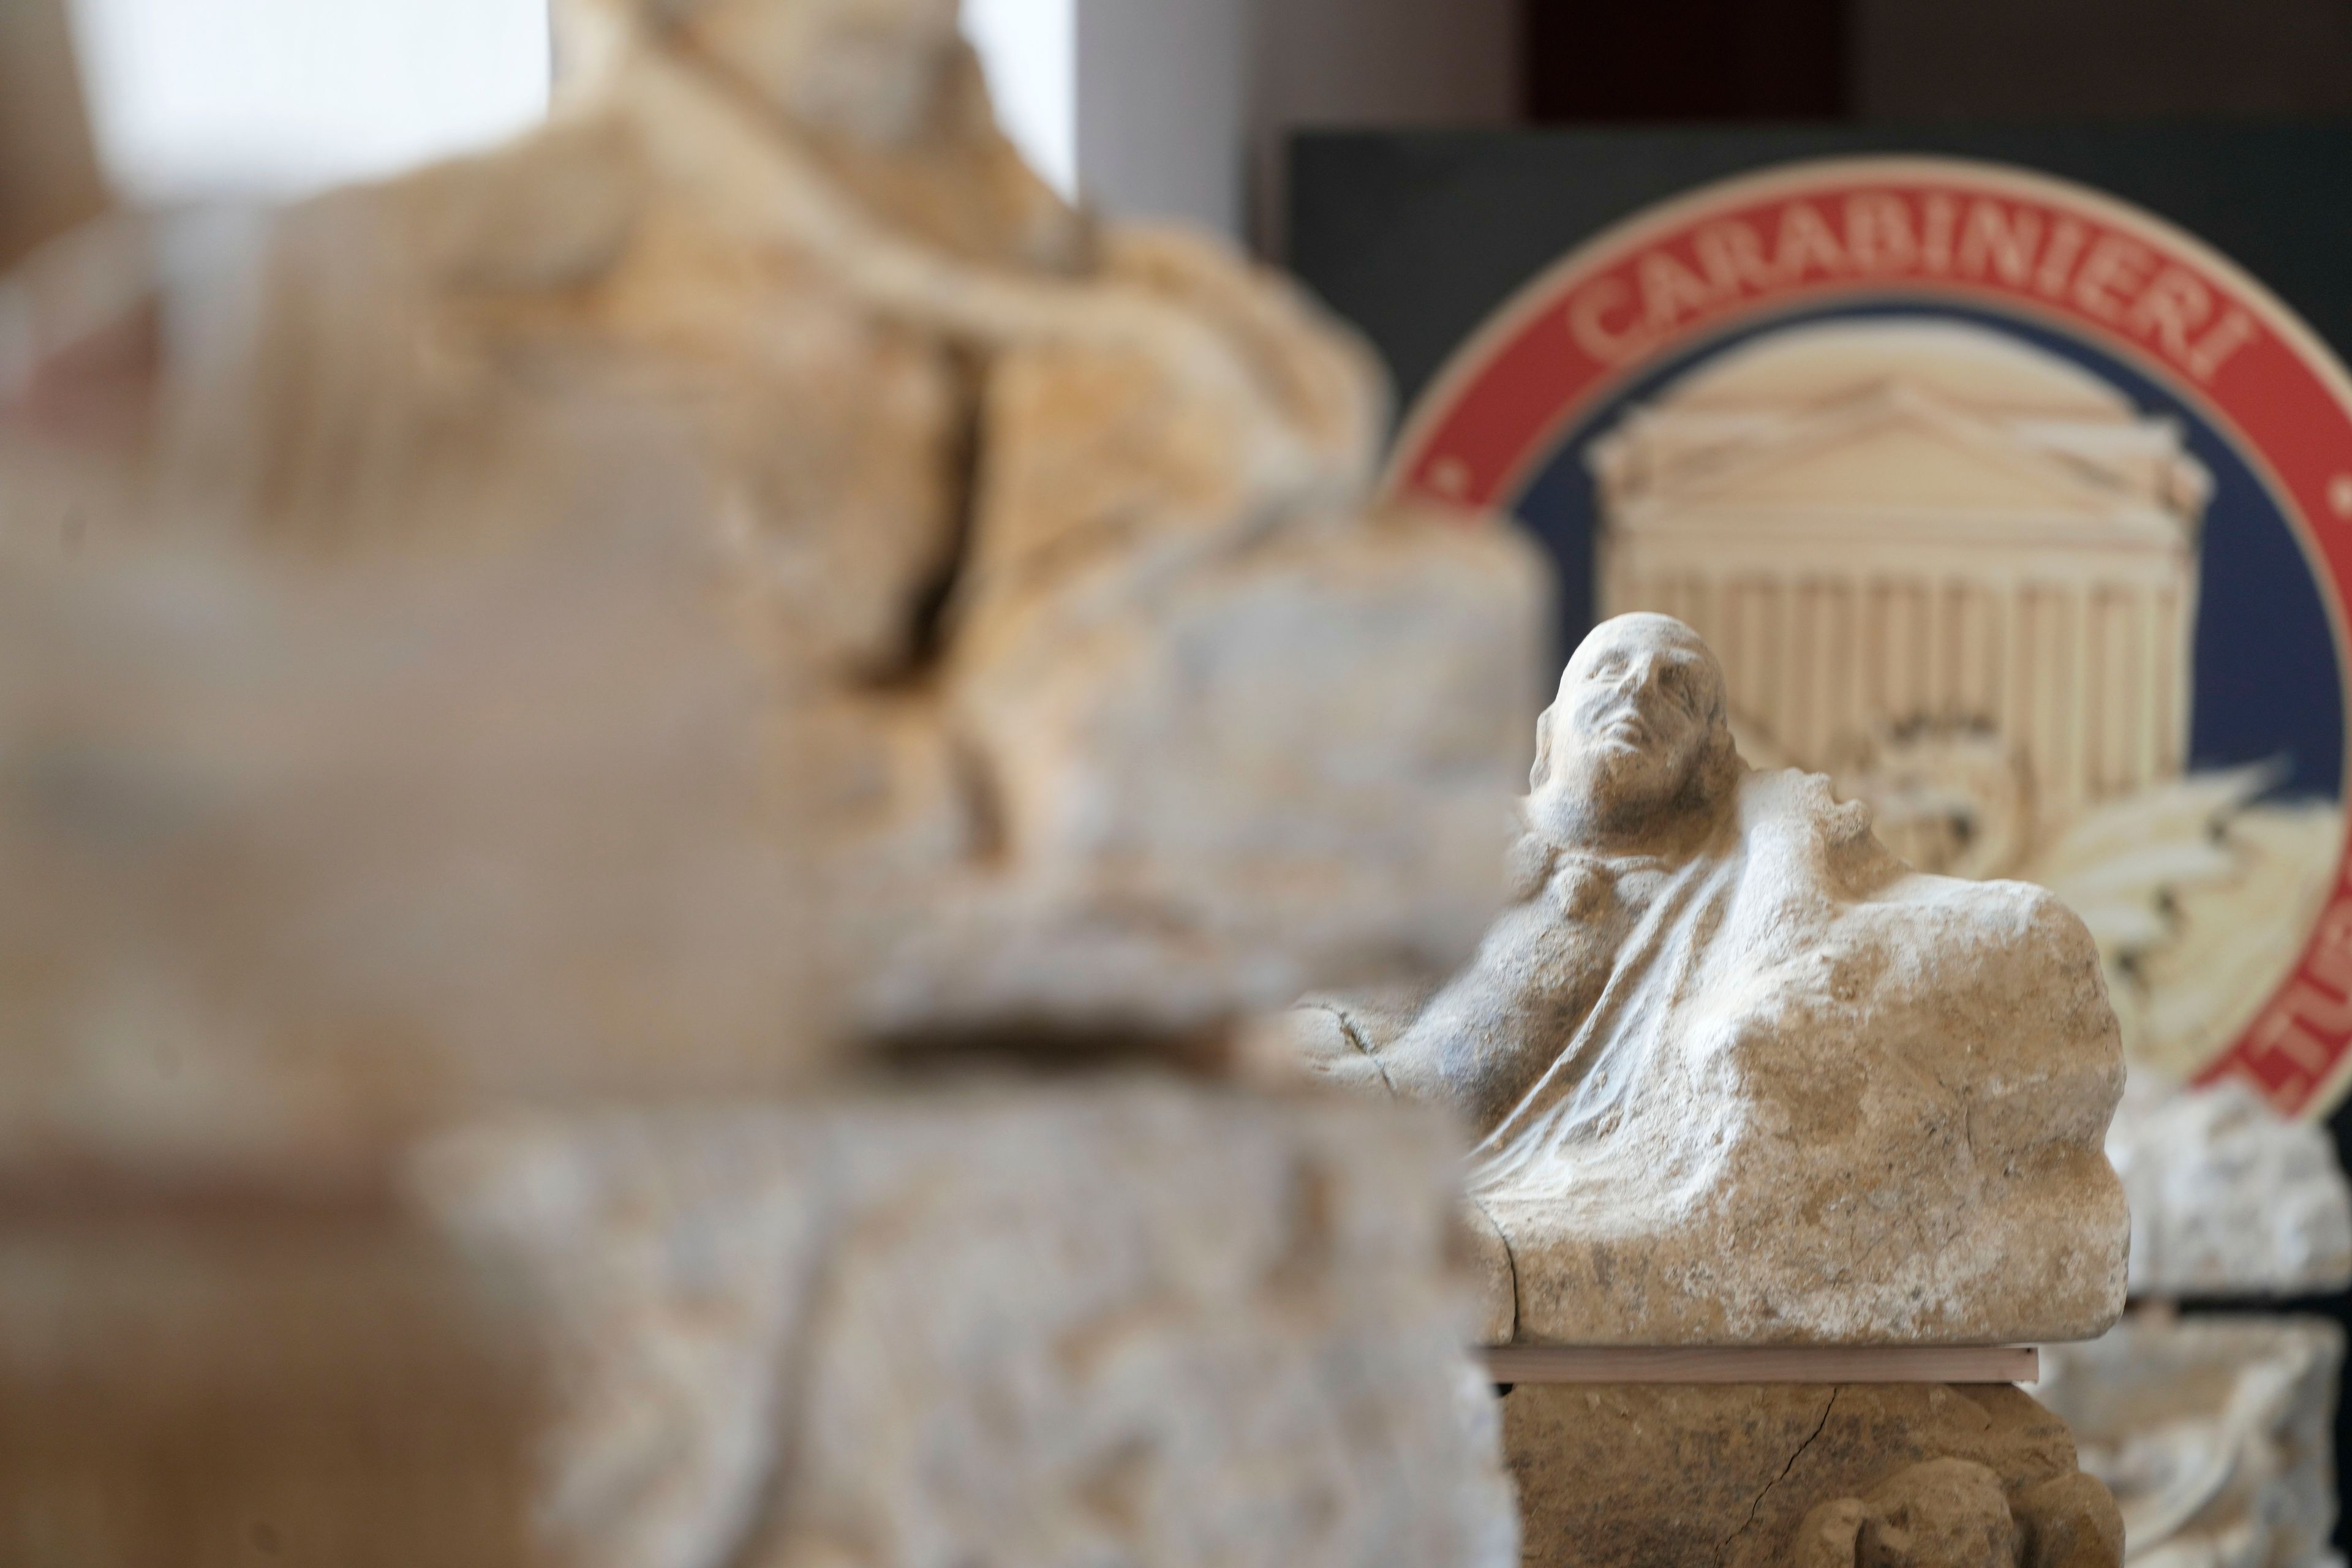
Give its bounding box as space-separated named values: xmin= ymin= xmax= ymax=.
xmin=66 ymin=0 xmax=1080 ymax=206
xmin=966 ymin=0 xmax=1078 ymax=197
xmin=68 ymin=0 xmax=550 ymax=203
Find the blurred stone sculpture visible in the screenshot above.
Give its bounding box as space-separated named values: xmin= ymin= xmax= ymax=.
xmin=1288 ymin=612 xmax=2129 ymax=1344
xmin=0 ymin=2 xmax=1537 ymax=1564
xmin=2038 ymin=1317 xmax=2343 ymax=1568
xmin=420 ymin=1085 xmax=1515 ymax=1568
xmin=0 ymin=524 xmax=831 ymax=1182
xmin=2109 ymin=1075 xmax=2352 ymax=1300
xmin=2027 ymin=1077 xmax=2352 ymax=1568
xmin=2 ymin=0 xmax=1547 ymax=1070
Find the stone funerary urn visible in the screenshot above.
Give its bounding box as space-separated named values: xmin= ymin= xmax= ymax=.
xmin=1284 ymin=610 xmax=2133 ymax=1350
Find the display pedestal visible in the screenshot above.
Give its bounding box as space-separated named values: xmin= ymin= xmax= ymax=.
xmin=1483 ymin=1344 xmax=2039 ymax=1385
xmin=1502 ymin=1378 xmax=2120 ymax=1567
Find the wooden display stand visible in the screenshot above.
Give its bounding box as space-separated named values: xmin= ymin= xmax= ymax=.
xmin=1482 ymin=1344 xmax=2039 ymax=1385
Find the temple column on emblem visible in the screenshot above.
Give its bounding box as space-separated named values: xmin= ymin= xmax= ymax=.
xmin=1272 ymin=611 xmax=2137 ymax=1566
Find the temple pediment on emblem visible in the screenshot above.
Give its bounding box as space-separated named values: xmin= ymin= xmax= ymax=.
xmin=1596 ymin=382 xmax=2188 ymax=532
xmin=1590 ymin=317 xmax=2212 ymax=839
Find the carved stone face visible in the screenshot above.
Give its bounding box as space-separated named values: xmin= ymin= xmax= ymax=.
xmin=1529 ymin=613 xmax=1730 ymax=845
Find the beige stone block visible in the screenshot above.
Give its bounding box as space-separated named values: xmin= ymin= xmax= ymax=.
xmin=1504 ymin=1381 xmax=2120 ymax=1567
xmin=867 ymin=508 xmax=1547 ymax=1036
xmin=0 ymin=526 xmax=831 ymax=1183
xmin=0 ymin=1081 xmax=1517 ymax=1568
xmin=421 ymin=1080 xmax=1518 ymax=1568
xmin=1 ymin=0 xmax=1550 ymax=1074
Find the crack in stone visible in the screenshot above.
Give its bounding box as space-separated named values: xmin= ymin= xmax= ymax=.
xmin=1467 ymin=1192 xmax=1520 ymax=1344
xmin=1714 ymin=1386 xmax=1839 ymax=1567
xmin=1311 ymin=1001 xmax=1401 ymax=1098
xmin=1924 ymin=1063 xmax=1980 ymax=1171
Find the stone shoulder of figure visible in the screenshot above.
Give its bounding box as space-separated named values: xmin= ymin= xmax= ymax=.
xmin=1735 ymin=760 xmax=1912 ymax=900
xmin=1501 ymin=815 xmax=1559 ymax=907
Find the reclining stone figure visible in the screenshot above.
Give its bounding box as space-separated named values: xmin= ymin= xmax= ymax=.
xmin=1287 ymin=612 xmax=2129 ymax=1345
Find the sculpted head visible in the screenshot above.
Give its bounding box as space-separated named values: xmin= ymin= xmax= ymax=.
xmin=1527 ymin=614 xmax=1740 ymax=848
xmin=557 ymin=0 xmax=964 ymax=137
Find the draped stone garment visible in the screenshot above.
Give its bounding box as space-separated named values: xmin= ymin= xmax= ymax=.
xmin=1315 ymin=767 xmax=2129 ymax=1346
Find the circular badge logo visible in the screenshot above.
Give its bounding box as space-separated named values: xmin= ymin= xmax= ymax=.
xmin=1389 ymin=156 xmax=2352 ymax=1117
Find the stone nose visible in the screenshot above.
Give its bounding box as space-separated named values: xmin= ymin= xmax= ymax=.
xmin=1610 ymin=656 xmax=1662 ymax=696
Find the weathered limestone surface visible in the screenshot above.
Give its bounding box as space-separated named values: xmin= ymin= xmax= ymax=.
xmin=0 ymin=1088 xmax=1521 ymax=1568
xmin=1506 ymin=1381 xmax=2122 ymax=1567
xmin=2038 ymin=1315 xmax=2344 ymax=1568
xmin=0 ymin=0 xmax=1546 ymax=1172
xmin=1 ymin=7 xmax=1529 ymax=1568
xmin=0 ymin=493 xmax=1536 ymax=1173
xmin=419 ymin=1080 xmax=1516 ymax=1568
xmin=0 ymin=523 xmax=836 ymax=1182
xmin=7 ymin=0 xmax=1542 ymax=1044
xmin=2107 ymin=1076 xmax=2352 ymax=1300
xmin=1284 ymin=614 xmax=2130 ymax=1344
